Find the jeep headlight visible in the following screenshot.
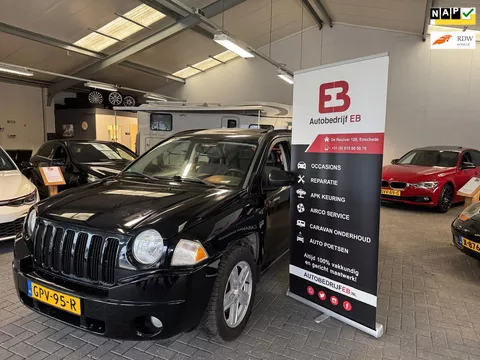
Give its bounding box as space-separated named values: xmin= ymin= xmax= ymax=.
xmin=25 ymin=208 xmax=37 ymax=237
xmin=171 ymin=239 xmax=208 ymax=266
xmin=132 ymin=229 xmax=164 ymax=264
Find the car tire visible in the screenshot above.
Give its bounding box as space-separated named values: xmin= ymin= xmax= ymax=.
xmin=201 ymin=244 xmax=257 ymax=341
xmin=437 ymin=184 xmax=453 ymax=213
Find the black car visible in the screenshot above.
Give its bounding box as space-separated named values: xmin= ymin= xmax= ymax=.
xmin=23 ymin=140 xmax=137 ymax=197
xmin=451 ymin=202 xmax=480 ymax=261
xmin=13 ymin=129 xmax=293 ymax=340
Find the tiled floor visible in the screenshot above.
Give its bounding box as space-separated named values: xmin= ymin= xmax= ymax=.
xmin=1 ymin=203 xmax=480 ymax=360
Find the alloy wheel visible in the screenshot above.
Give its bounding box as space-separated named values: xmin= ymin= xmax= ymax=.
xmin=223 ymin=260 xmax=253 ymax=328
xmin=442 ymin=186 xmax=453 ymax=211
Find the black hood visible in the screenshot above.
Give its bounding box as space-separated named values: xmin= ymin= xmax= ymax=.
xmin=76 ymin=161 xmax=131 ymax=178
xmin=37 ymin=178 xmax=242 ymax=239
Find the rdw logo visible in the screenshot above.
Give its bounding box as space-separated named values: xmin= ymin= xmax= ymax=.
xmin=319 ymin=81 xmax=351 ymax=114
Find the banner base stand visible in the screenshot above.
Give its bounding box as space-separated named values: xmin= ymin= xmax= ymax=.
xmin=286 ymin=290 xmax=384 ymax=339
xmin=314 ymin=313 xmax=330 ymax=324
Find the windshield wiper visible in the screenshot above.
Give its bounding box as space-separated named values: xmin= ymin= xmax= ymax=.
xmin=172 ymin=175 xmax=216 ymax=187
xmin=120 ymin=171 xmax=161 ymax=181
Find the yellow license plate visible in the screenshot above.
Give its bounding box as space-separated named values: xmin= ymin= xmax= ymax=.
xmin=381 ymin=189 xmax=401 ymax=196
xmin=27 ymin=280 xmax=81 ymax=315
xmin=462 ymin=238 xmax=480 ymax=253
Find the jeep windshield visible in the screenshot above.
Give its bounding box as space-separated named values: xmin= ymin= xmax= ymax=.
xmin=124 ymin=136 xmax=258 ymax=187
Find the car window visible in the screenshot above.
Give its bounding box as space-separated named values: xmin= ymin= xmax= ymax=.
xmin=0 ymin=148 xmax=15 ymax=171
xmin=227 ymin=119 xmax=237 ymax=128
xmin=461 ymin=151 xmax=473 ymax=165
xmin=52 ymin=145 xmax=67 ymax=161
xmin=397 ymin=150 xmax=458 ymax=167
xmin=69 ymin=142 xmax=136 ymax=163
xmin=263 ymin=140 xmax=290 ymax=180
xmin=267 ymin=142 xmax=289 ymax=170
xmin=150 ymin=113 xmax=172 ymax=131
xmin=114 ymin=146 xmax=137 ymax=161
xmin=154 ymin=140 xmax=190 ymax=167
xmin=126 ymin=137 xmax=258 ymax=187
xmin=469 ymin=150 xmax=480 ymax=166
xmin=249 ymin=124 xmax=274 ymax=130
xmin=37 ymin=142 xmax=55 ymax=158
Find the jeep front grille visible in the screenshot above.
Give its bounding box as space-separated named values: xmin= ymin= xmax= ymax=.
xmin=33 ymin=221 xmax=119 ymax=284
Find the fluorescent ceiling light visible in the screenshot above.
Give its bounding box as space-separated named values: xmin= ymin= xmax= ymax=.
xmin=214 ymin=50 xmax=239 ymax=62
xmin=194 ymin=57 xmax=222 ymax=72
xmin=144 ymin=93 xmax=167 ymax=101
xmin=214 ymin=34 xmax=254 ymax=58
xmin=277 ymin=68 xmax=294 ymax=85
xmin=173 ymin=67 xmax=201 ymax=78
xmin=74 ymin=4 xmax=165 ymax=52
xmin=85 ymin=82 xmax=118 ymax=92
xmin=0 ymin=64 xmax=34 ymax=77
xmin=173 ymin=50 xmax=239 ymax=79
xmin=427 ymin=25 xmax=480 ymax=40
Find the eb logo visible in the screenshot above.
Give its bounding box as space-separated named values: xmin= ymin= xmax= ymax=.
xmin=319 ymin=81 xmax=351 ymax=114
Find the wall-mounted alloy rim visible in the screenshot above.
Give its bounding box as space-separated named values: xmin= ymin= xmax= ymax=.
xmin=108 ymin=91 xmax=123 ymax=106
xmin=88 ymin=90 xmax=103 ymax=104
xmin=123 ymin=95 xmax=135 ymax=107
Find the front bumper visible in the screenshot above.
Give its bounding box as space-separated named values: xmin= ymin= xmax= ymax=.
xmin=0 ymin=204 xmax=32 ymax=241
xmin=381 ymin=187 xmax=439 ymax=206
xmin=451 ymin=220 xmax=480 ymax=261
xmin=13 ymin=238 xmax=216 ymax=339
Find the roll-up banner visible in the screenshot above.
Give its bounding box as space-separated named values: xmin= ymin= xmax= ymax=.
xmin=287 ymin=53 xmax=389 ymax=338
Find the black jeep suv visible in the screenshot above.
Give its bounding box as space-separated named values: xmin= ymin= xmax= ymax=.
xmin=13 ymin=129 xmax=293 ymax=340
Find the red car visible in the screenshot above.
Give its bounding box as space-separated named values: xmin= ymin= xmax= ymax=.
xmin=381 ymin=146 xmax=480 ymax=212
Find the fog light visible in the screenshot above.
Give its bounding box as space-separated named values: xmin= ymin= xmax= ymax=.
xmin=150 ymin=316 xmax=163 ymax=329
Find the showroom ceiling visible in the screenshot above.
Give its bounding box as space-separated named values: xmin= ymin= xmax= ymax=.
xmin=0 ymin=0 xmax=467 ymax=94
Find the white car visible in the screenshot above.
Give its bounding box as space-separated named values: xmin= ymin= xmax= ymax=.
xmin=0 ymin=147 xmax=39 ymax=241
xmin=297 ymin=161 xmax=307 ymax=169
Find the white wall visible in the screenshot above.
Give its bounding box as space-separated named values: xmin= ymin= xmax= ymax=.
xmin=0 ymin=82 xmax=51 ymax=153
xmin=162 ymin=24 xmax=480 ymax=164
xmin=96 ymin=113 xmax=138 ymax=151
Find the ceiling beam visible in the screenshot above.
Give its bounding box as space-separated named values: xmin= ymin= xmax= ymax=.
xmin=121 ymin=61 xmax=184 ymax=81
xmin=0 ymin=60 xmax=182 ymax=101
xmin=0 ymin=21 xmax=185 ymax=84
xmin=0 ymin=22 xmax=103 ymax=59
xmin=139 ymin=0 xmax=214 ymax=39
xmin=47 ymin=0 xmax=246 ymax=98
xmin=422 ymin=0 xmax=434 ymax=41
xmin=159 ymin=0 xmax=294 ymax=77
xmin=311 ymin=0 xmax=333 ymax=27
xmin=300 ymin=0 xmax=324 ymax=29
xmin=0 ymin=75 xmax=88 ymax=93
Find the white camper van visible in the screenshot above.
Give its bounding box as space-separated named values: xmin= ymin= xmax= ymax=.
xmin=113 ymin=102 xmax=292 ymax=155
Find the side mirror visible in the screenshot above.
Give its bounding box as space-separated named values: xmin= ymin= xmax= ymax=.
xmin=265 ymin=169 xmax=295 ymax=190
xmin=19 ymin=161 xmax=34 ymax=176
xmin=391 ymin=159 xmax=399 ymax=165
xmin=52 ymin=158 xmax=66 ymax=167
xmin=461 ymin=162 xmax=476 ymax=170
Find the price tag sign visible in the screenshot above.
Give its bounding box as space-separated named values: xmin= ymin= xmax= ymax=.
xmin=458 ymin=177 xmax=480 ymax=196
xmin=39 ymin=167 xmax=66 ymax=186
